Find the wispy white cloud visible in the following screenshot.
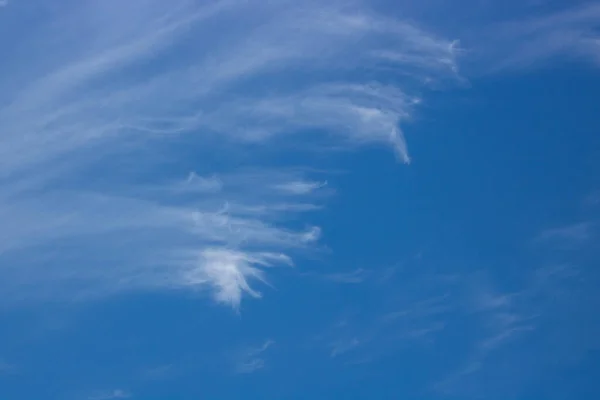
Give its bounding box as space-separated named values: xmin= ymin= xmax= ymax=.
xmin=478 ymin=2 xmax=600 ymax=71
xmin=0 ymin=0 xmax=457 ymax=308
xmin=310 ymin=269 xmax=458 ymax=366
xmin=330 ymin=337 xmax=361 ymax=358
xmin=304 ymin=268 xmax=369 ymax=284
xmin=437 ymin=252 xmax=600 ymax=396
xmin=382 ymin=293 xmax=452 ymax=322
xmin=88 ymin=389 xmax=131 ymax=400
xmin=323 ymin=269 xmax=369 ymax=284
xmin=584 ymin=190 xmax=600 ymax=206
xmin=234 ymin=339 xmax=274 ymax=374
xmin=435 ymin=197 xmax=600 ymax=397
xmin=274 ymin=180 xmax=328 ymax=196
xmin=475 ymin=290 xmax=536 ymax=354
xmin=139 ymin=364 xmax=175 ymax=381
xmin=184 ymin=249 xmax=292 ymax=309
xmin=0 ymin=172 xmax=320 ymax=308
xmin=184 ymin=173 xmax=223 ymax=193
xmin=435 ymin=282 xmax=536 ymax=395
xmin=0 ymin=359 xmax=15 ymax=374
xmin=536 ymin=222 xmax=593 ymax=244
xmin=471 ymin=283 xmax=536 ymax=351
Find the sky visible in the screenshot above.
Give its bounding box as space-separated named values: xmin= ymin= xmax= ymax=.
xmin=0 ymin=0 xmax=599 ymax=399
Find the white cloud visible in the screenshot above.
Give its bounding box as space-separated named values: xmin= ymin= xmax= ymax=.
xmin=0 ymin=0 xmax=458 ymax=308
xmin=183 ymin=249 xmax=292 ymax=309
xmin=184 ymin=172 xmax=223 ymax=193
xmin=0 ymin=172 xmax=321 ymax=308
xmin=139 ymin=364 xmax=175 ymax=381
xmin=535 ymin=222 xmax=594 ymax=248
xmin=470 ymin=282 xmax=537 ymax=354
xmin=477 ymin=3 xmax=600 ymax=71
xmin=309 ymin=272 xmax=457 ymax=366
xmin=0 ymin=359 xmax=15 ymax=374
xmin=88 ymin=389 xmax=131 ymax=400
xmin=274 ymin=180 xmax=327 ymax=196
xmin=306 ymin=268 xmax=369 ymax=284
xmin=234 ymin=339 xmax=274 ymax=374
xmin=330 ymin=337 xmax=361 ymax=358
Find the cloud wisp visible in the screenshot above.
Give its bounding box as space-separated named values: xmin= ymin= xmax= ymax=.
xmin=302 ymin=268 xmax=370 ymax=284
xmin=234 ymin=339 xmax=275 ymax=374
xmin=0 ymin=0 xmax=458 ymax=309
xmin=0 ymin=359 xmax=15 ymax=375
xmin=88 ymin=389 xmax=131 ymax=400
xmin=471 ymin=2 xmax=600 ymax=72
xmin=310 ymin=269 xmax=457 ymax=367
xmin=438 ymin=253 xmax=600 ymax=397
xmin=535 ymin=222 xmax=593 ymax=246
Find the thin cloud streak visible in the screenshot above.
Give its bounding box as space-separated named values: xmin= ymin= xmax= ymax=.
xmin=321 ymin=269 xmax=369 ymax=284
xmin=478 ymin=2 xmax=600 ymax=71
xmin=303 ymin=268 xmax=369 ymax=284
xmin=274 ymin=180 xmax=328 ymax=196
xmin=88 ymin=389 xmax=131 ymax=400
xmin=0 ymin=359 xmax=15 ymax=374
xmin=234 ymin=339 xmax=275 ymax=374
xmin=330 ymin=337 xmax=361 ymax=358
xmin=536 ymin=222 xmax=593 ymax=245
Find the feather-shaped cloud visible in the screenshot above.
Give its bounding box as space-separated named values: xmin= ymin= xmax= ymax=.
xmin=0 ymin=0 xmax=458 ymax=308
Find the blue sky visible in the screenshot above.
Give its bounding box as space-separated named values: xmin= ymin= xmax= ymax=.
xmin=1 ymin=0 xmax=599 ymax=399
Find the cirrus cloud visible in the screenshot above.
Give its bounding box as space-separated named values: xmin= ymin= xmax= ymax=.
xmin=0 ymin=0 xmax=459 ymax=309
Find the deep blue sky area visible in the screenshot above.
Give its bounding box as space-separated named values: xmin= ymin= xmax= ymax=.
xmin=1 ymin=1 xmax=600 ymax=400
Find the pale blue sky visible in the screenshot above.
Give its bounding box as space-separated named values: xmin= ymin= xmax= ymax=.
xmin=1 ymin=1 xmax=599 ymax=399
